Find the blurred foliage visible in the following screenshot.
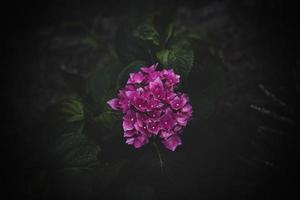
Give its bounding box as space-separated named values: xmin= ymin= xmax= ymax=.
xmin=9 ymin=1 xmax=298 ymax=199
xmin=117 ymin=60 xmax=147 ymax=88
xmin=48 ymin=123 xmax=99 ymax=168
xmin=56 ymin=97 xmax=85 ymax=123
xmin=133 ymin=23 xmax=160 ymax=46
xmin=24 ymin=6 xmax=231 ymax=200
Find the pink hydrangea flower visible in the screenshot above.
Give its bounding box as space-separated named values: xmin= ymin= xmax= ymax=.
xmin=107 ymin=64 xmax=193 ymax=151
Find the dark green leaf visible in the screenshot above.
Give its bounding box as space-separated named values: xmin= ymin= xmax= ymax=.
xmin=117 ymin=60 xmax=147 ymax=88
xmin=95 ymin=111 xmax=121 ymax=129
xmin=133 ymin=23 xmax=160 ymax=46
xmin=49 ymin=123 xmax=100 ymax=167
xmin=57 ymin=97 xmax=84 ymax=123
xmin=116 ymin=27 xmax=149 ymax=64
xmin=156 ymin=39 xmax=194 ymax=78
xmin=165 ymin=23 xmax=174 ymax=43
xmin=88 ymin=66 xmax=115 ymax=109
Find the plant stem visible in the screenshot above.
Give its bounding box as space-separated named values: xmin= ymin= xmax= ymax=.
xmin=152 ymin=141 xmax=164 ymax=173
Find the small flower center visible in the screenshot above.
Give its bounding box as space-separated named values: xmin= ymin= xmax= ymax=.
xmin=176 ymin=103 xmax=179 ymax=107
xmin=164 ymin=122 xmax=168 ymax=125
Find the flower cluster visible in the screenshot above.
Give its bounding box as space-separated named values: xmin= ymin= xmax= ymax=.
xmin=107 ymin=64 xmax=192 ymax=151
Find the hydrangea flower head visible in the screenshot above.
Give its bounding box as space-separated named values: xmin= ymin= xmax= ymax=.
xmin=107 ymin=64 xmax=192 ymax=151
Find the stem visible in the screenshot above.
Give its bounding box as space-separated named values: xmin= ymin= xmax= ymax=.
xmin=152 ymin=141 xmax=164 ymax=173
xmin=148 ymin=49 xmax=155 ymax=64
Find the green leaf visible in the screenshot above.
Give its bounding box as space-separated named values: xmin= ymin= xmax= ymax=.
xmin=133 ymin=23 xmax=160 ymax=46
xmin=88 ymin=66 xmax=115 ymax=109
xmin=49 ymin=123 xmax=100 ymax=167
xmin=156 ymin=39 xmax=194 ymax=78
xmin=165 ymin=23 xmax=174 ymax=43
xmin=117 ymin=60 xmax=147 ymax=89
xmin=95 ymin=111 xmax=121 ymax=129
xmin=57 ymin=97 xmax=84 ymax=123
xmin=115 ymin=22 xmax=153 ymax=65
xmin=46 ymin=122 xmax=126 ymax=199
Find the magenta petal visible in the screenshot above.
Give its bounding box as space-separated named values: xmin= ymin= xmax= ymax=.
xmin=170 ymin=94 xmax=188 ymax=110
xmin=146 ymin=98 xmax=161 ymax=110
xmin=165 ymin=92 xmax=176 ymax=103
xmin=149 ymin=77 xmax=163 ymax=90
xmin=182 ymin=104 xmax=193 ymax=113
xmin=126 ymin=137 xmax=135 ymax=145
xmin=148 ymin=71 xmax=161 ymax=82
xmin=107 ymin=98 xmax=119 ymax=110
xmin=123 ymin=120 xmax=134 ymax=131
xmin=170 ymin=96 xmax=181 ymax=110
xmin=141 ymin=63 xmax=158 ymax=73
xmin=124 ymin=130 xmax=137 ymax=137
xmin=132 ymin=97 xmax=147 ymax=111
xmin=176 ymin=113 xmax=189 ymax=126
xmin=149 ymin=77 xmax=165 ymax=99
xmin=134 ymin=121 xmax=148 ymax=135
xmin=173 ymin=125 xmax=183 ymax=133
xmin=107 ymin=63 xmax=192 ymax=150
xmin=118 ymin=90 xmax=130 ymax=112
xmin=162 ymin=134 xmax=182 ymax=151
xmin=148 ymin=110 xmax=162 ymax=119
xmin=133 ymin=140 xmax=143 ymax=148
xmin=128 ymin=72 xmax=144 ymax=84
xmin=125 ymin=90 xmax=138 ymax=100
xmin=133 ymin=135 xmax=149 ymax=148
xmin=123 ymin=110 xmax=136 ymax=123
xmin=160 ymin=108 xmax=176 ymax=129
xmin=147 ymin=120 xmax=160 ymax=135
xmin=162 ymin=69 xmax=180 ymax=86
xmin=160 ymin=129 xmax=175 ymax=139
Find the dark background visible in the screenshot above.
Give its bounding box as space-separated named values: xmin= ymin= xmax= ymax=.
xmin=3 ymin=0 xmax=299 ymax=199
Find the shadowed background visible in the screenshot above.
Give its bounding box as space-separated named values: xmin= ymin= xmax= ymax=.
xmin=3 ymin=0 xmax=299 ymax=199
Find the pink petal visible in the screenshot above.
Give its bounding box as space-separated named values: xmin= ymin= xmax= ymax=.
xmin=141 ymin=63 xmax=158 ymax=73
xmin=123 ymin=120 xmax=134 ymax=131
xmin=107 ymin=98 xmax=119 ymax=110
xmin=128 ymin=72 xmax=144 ymax=84
xmin=126 ymin=137 xmax=135 ymax=145
xmin=162 ymin=134 xmax=182 ymax=151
